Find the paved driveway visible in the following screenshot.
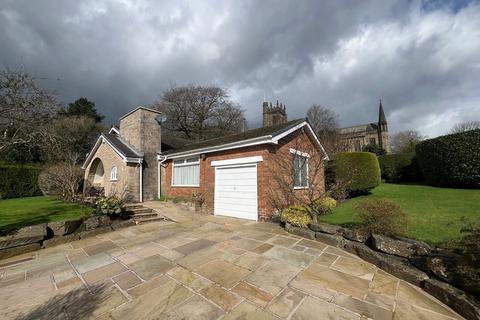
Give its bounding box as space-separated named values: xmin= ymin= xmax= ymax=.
xmin=0 ymin=215 xmax=462 ymax=319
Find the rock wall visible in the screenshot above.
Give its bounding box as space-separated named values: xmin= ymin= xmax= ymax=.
xmin=285 ymin=222 xmax=480 ymax=320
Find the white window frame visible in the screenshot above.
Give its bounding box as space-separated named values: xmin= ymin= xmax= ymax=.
xmin=110 ymin=166 xmax=118 ymax=181
xmin=290 ymin=149 xmax=309 ymax=189
xmin=171 ymin=157 xmax=200 ymax=187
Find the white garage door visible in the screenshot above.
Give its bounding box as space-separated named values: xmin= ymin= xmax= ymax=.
xmin=214 ymin=164 xmax=258 ymax=221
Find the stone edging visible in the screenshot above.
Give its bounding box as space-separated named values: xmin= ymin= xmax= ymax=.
xmin=284 ymin=222 xmax=480 ymax=320
xmin=0 ymin=216 xmax=136 ymax=262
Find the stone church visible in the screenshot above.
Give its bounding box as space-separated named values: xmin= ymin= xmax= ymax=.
xmin=339 ymin=100 xmax=390 ymax=153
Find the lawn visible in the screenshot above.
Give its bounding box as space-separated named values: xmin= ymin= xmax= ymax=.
xmin=320 ymin=183 xmax=480 ymax=245
xmin=0 ymin=196 xmax=93 ymax=230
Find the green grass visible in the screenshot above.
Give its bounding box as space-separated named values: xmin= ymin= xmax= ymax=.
xmin=320 ymin=183 xmax=480 ymax=245
xmin=0 ymin=196 xmax=93 ymax=230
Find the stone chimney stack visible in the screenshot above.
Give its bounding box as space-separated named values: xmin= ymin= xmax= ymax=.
xmin=262 ymin=100 xmax=287 ymax=127
xmin=119 ymin=107 xmax=162 ymax=201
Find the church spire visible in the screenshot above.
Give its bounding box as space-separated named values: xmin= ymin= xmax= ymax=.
xmin=378 ymin=99 xmax=387 ymax=125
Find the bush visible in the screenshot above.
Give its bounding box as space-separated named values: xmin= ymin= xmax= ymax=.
xmin=280 ymin=205 xmax=312 ymax=228
xmin=312 ymin=197 xmax=337 ymax=215
xmin=0 ymin=163 xmax=42 ymax=198
xmin=416 ymin=129 xmax=480 ymax=188
xmin=378 ymin=152 xmax=423 ymax=182
xmin=96 ymin=196 xmax=125 ymax=216
xmin=356 ymin=198 xmax=407 ymax=236
xmin=38 ymin=162 xmax=83 ymax=202
xmin=332 ymin=152 xmax=381 ymax=195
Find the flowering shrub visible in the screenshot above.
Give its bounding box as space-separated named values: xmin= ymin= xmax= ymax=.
xmin=281 ymin=205 xmax=312 ymax=228
xmin=313 ymin=197 xmax=337 ymax=215
xmin=96 ymin=196 xmax=125 ymax=216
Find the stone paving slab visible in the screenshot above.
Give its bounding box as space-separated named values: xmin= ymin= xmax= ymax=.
xmin=0 ymin=213 xmax=464 ymax=320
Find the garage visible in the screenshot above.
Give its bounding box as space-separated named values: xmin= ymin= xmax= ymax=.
xmin=213 ymin=162 xmax=258 ymax=221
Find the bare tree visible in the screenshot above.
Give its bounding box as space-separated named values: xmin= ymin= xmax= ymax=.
xmin=307 ymin=104 xmax=347 ymax=155
xmin=152 ymin=84 xmax=244 ymax=140
xmin=390 ymin=130 xmax=425 ymax=154
xmin=267 ymin=131 xmax=326 ymax=216
xmin=40 ymin=115 xmax=105 ymax=164
xmin=38 ymin=162 xmax=84 ymax=202
xmin=450 ymin=121 xmax=480 ymax=134
xmin=0 ymin=69 xmax=60 ymax=153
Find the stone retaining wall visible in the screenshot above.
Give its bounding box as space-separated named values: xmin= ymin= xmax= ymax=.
xmin=285 ymin=222 xmax=480 ymax=320
xmin=0 ymin=216 xmax=135 ymax=261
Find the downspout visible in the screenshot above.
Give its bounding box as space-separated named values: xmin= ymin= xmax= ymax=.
xmin=157 ymin=154 xmax=167 ymax=199
xmin=139 ymin=161 xmax=143 ymax=203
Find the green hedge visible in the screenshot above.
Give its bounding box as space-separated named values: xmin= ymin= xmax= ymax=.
xmin=332 ymin=152 xmax=381 ymax=194
xmin=416 ymin=129 xmax=480 ymax=188
xmin=378 ymin=153 xmax=423 ymax=182
xmin=0 ymin=163 xmax=42 ymax=199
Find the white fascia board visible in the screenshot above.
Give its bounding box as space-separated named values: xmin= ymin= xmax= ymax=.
xmin=109 ymin=127 xmax=120 ymax=134
xmin=165 ymin=135 xmax=273 ymax=159
xmin=81 ymin=134 xmax=142 ymax=170
xmin=211 ymin=156 xmax=263 ymax=167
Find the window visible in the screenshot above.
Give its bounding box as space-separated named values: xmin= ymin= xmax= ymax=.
xmin=354 ymin=140 xmax=361 ymax=152
xmin=110 ymin=166 xmax=118 ymax=181
xmin=369 ymin=138 xmax=376 ymax=145
xmin=290 ymin=149 xmax=309 ymax=189
xmin=172 ymin=157 xmax=200 ymax=186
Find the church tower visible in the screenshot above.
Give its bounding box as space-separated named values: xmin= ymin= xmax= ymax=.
xmin=377 ymin=100 xmax=390 ymax=153
xmin=263 ymin=100 xmax=287 ymax=127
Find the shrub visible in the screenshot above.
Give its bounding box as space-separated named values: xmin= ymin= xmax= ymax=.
xmin=280 ymin=205 xmax=312 ymax=228
xmin=332 ymin=152 xmax=381 ymax=195
xmin=415 ymin=129 xmax=480 ymax=188
xmin=355 ymin=198 xmax=407 ymax=236
xmin=378 ymin=152 xmax=423 ymax=182
xmin=96 ymin=196 xmax=125 ymax=216
xmin=0 ymin=163 xmax=42 ymax=198
xmin=362 ymin=143 xmax=386 ymax=156
xmin=312 ymin=197 xmax=337 ymax=215
xmin=38 ymin=162 xmax=83 ymax=202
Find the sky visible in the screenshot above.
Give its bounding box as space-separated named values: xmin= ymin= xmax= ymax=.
xmin=1 ymin=0 xmax=479 ymax=138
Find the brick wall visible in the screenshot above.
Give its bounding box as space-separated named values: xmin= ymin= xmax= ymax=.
xmin=164 ymin=128 xmax=325 ymax=221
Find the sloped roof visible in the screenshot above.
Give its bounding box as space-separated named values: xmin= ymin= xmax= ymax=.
xmin=102 ymin=133 xmax=142 ymax=158
xmin=164 ymin=118 xmax=306 ymax=155
xmin=161 ymin=135 xmax=191 ymax=152
xmin=340 ymin=123 xmax=378 ymax=134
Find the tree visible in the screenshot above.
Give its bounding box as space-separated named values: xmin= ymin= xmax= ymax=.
xmin=390 ymin=130 xmax=425 ymax=154
xmin=153 ymin=84 xmax=244 ymax=140
xmin=60 ymin=97 xmax=104 ymax=123
xmin=41 ymin=115 xmax=105 ymax=164
xmin=0 ymin=69 xmax=60 ymax=154
xmin=450 ymin=121 xmax=480 ymax=134
xmin=307 ymin=104 xmax=347 ymax=155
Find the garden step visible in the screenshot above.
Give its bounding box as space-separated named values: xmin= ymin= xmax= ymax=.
xmin=126 ymin=208 xmax=154 ymax=214
xmin=133 ymin=216 xmax=167 ymax=224
xmin=132 ymin=212 xmax=158 ymax=219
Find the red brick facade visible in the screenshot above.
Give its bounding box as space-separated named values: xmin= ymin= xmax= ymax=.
xmin=163 ymin=129 xmax=325 ymax=221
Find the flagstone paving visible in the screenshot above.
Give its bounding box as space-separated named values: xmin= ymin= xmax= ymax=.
xmin=0 ymin=214 xmax=464 ymax=319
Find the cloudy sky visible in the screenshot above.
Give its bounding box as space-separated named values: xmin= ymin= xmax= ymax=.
xmin=1 ymin=0 xmax=479 ymax=137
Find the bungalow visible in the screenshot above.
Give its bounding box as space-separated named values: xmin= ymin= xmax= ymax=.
xmin=82 ymin=101 xmax=328 ymax=221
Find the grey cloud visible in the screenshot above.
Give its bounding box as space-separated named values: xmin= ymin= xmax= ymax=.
xmin=0 ymin=0 xmax=478 ymax=136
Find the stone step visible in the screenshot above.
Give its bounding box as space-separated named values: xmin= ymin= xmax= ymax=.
xmin=125 ymin=204 xmax=143 ymax=209
xmin=125 ymin=206 xmax=153 ymax=212
xmin=132 ymin=212 xmax=158 ymax=219
xmin=133 ymin=216 xmax=167 ymax=224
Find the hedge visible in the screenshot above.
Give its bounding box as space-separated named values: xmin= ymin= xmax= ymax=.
xmin=415 ymin=129 xmax=480 ymax=188
xmin=378 ymin=152 xmax=423 ymax=182
xmin=332 ymin=152 xmax=381 ymax=194
xmin=0 ymin=163 xmax=42 ymax=198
